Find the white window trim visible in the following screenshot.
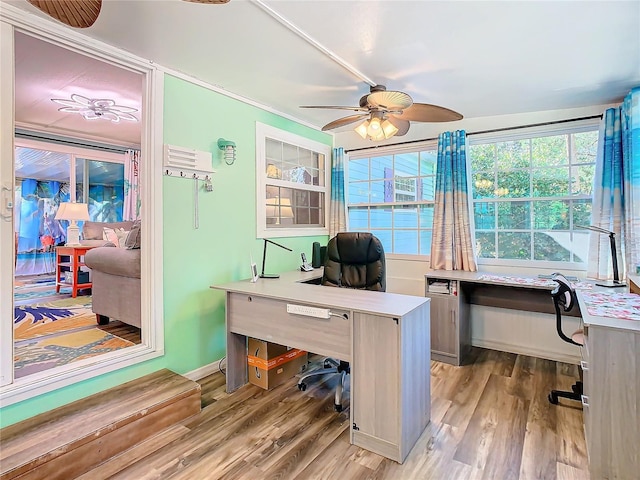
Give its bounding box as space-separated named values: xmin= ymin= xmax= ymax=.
xmin=0 ymin=6 xmax=164 ymax=406
xmin=256 ymin=122 xmax=330 ymax=238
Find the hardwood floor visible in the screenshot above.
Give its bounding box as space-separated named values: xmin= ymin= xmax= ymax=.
xmin=80 ymin=348 xmax=589 ymax=479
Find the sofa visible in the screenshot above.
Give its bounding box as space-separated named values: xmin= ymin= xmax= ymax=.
xmin=83 ymin=220 xmax=141 ymax=328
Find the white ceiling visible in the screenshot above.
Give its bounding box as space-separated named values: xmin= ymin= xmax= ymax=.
xmin=7 ymin=0 xmax=640 ymax=149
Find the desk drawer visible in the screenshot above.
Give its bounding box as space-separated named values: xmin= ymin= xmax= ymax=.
xmin=227 ymin=293 xmax=351 ymax=361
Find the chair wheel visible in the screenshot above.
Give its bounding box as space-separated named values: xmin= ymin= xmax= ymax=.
xmin=298 ymin=383 xmax=307 ymax=391
xmin=334 ymin=404 xmax=342 ymax=412
xmin=548 ymin=393 xmax=558 ymax=405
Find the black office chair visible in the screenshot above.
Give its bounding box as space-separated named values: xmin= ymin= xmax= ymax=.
xmin=297 ymin=232 xmax=386 ymax=411
xmin=548 ymin=272 xmax=584 ymax=405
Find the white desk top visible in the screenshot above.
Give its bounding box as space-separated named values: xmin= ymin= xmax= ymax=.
xmin=213 ymin=268 xmax=429 ymax=318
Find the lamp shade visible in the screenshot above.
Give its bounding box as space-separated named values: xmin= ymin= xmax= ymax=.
xmin=266 ymin=197 xmax=294 ymax=223
xmin=55 ymin=202 xmax=90 ymax=221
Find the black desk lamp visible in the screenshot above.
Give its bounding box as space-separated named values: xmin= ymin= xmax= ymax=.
xmin=260 ymin=238 xmax=292 ymax=279
xmin=577 ymin=224 xmax=625 ymax=288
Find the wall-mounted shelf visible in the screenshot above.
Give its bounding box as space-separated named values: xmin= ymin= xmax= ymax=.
xmin=163 ymin=144 xmax=215 ymax=180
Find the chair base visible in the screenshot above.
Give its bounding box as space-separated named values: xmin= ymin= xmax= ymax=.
xmin=297 ymin=358 xmax=349 ymax=412
xmin=548 ymin=381 xmax=583 ymax=405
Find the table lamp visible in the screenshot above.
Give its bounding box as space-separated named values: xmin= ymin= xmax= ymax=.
xmin=577 ymin=224 xmax=625 ymax=288
xmin=55 ymin=202 xmax=90 ymax=246
xmin=266 ymin=196 xmax=294 ymax=225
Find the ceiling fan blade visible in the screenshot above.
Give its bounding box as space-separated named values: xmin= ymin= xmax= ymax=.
xmin=387 ymin=117 xmax=411 ymax=136
xmin=394 ymin=103 xmax=463 ymax=122
xmin=301 ymin=105 xmax=368 ymax=112
xmin=183 ymin=0 xmax=230 ymax=3
xmin=322 ymin=114 xmax=369 ymax=131
xmin=27 ymin=0 xmax=102 ymax=28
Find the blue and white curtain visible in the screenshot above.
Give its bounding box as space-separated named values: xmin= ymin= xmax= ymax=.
xmin=329 ymin=147 xmax=347 ymax=237
xmin=588 ymin=87 xmax=640 ymax=280
xmin=430 ymin=130 xmax=477 ymax=271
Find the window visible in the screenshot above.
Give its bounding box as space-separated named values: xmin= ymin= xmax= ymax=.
xmin=470 ymin=123 xmax=599 ymax=265
xmin=256 ymin=123 xmax=330 ymax=238
xmin=347 ymin=145 xmax=438 ymax=255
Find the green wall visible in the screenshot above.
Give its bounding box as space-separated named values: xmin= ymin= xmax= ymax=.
xmin=0 ymin=74 xmax=332 ymax=427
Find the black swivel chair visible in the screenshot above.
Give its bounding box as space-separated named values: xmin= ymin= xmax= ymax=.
xmin=548 ymin=272 xmax=584 ymax=405
xmin=297 ymin=232 xmax=386 ymax=411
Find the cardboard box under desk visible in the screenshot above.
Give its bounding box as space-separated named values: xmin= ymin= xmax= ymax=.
xmin=247 ymin=338 xmax=308 ymax=390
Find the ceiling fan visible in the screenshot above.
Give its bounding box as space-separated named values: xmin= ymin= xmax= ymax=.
xmin=301 ymin=84 xmax=463 ymax=141
xmin=25 ymin=0 xmax=229 ymax=29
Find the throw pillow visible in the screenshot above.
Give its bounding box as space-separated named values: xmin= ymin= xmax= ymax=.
xmin=124 ymin=220 xmax=141 ymax=249
xmin=115 ymin=228 xmax=130 ymax=248
xmin=103 ymin=227 xmax=120 ymax=246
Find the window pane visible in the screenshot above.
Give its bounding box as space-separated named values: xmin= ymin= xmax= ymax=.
xmin=349 ymin=181 xmax=370 ymax=204
xmin=419 ymin=177 xmax=436 ymax=201
xmin=498 ymin=201 xmax=530 ymax=229
xmin=476 ymin=232 xmax=496 ymax=258
xmin=370 ymin=206 xmax=392 ymax=228
xmin=472 ymin=173 xmax=495 ymax=199
xmin=420 ymin=151 xmax=437 ymax=175
xmin=419 ymin=205 xmax=434 ymax=229
xmin=533 ymin=167 xmax=569 ymax=197
xmin=573 ymin=199 xmax=592 ymax=228
xmin=574 ymin=131 xmax=599 ymax=164
xmin=571 ymin=164 xmax=594 ymax=195
xmin=533 ymin=200 xmax=569 ymax=230
xmin=496 ymin=140 xmax=530 ymax=169
xmin=394 ymin=205 xmax=417 ymax=228
xmin=419 ymin=230 xmax=432 ymax=255
xmin=474 ymin=202 xmax=495 ymax=230
xmin=534 ymin=232 xmax=571 ymax=261
xmin=469 ymin=144 xmax=495 ymax=171
xmin=532 ymin=135 xmax=568 ymax=167
xmin=370 ymin=180 xmax=387 ymax=203
xmin=370 ymin=155 xmax=393 ymax=180
xmin=349 ymin=207 xmax=369 ymax=230
xmin=349 ymin=158 xmax=369 ymax=181
xmin=370 ymin=229 xmax=392 ymax=253
xmin=394 ymin=230 xmax=418 ymax=254
xmin=395 ymin=153 xmax=418 ymax=176
xmin=571 ymin=231 xmax=589 ymax=263
xmin=498 ymin=232 xmax=531 ymax=259
xmin=497 ymin=171 xmax=530 ymax=198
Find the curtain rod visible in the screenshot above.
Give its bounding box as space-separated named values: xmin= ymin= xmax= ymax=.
xmin=344 ymin=114 xmax=603 ymax=153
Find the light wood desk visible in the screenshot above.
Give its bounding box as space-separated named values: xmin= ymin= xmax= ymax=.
xmin=576 ymin=288 xmax=640 ymax=479
xmin=213 ymin=269 xmax=431 ymax=463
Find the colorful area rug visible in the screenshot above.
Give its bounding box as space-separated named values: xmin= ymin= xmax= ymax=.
xmin=14 ymin=296 xmax=95 ymax=341
xmin=14 ymin=328 xmax=134 ymax=378
xmin=14 ymin=295 xmax=135 ymax=378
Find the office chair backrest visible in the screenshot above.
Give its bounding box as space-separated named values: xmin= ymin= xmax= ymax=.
xmin=322 ymin=232 xmax=386 ymax=291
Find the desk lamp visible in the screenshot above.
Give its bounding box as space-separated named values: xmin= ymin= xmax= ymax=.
xmin=55 ymin=202 xmax=90 ymax=246
xmin=577 ymin=224 xmax=625 ymax=288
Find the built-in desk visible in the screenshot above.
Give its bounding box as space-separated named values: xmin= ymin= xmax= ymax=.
xmin=576 ymin=289 xmax=640 ymax=479
xmin=213 ymin=269 xmax=431 ymax=463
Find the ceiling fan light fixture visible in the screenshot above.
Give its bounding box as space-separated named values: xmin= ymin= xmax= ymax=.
xmin=381 ymin=119 xmax=398 ymax=139
xmin=355 ymin=120 xmax=370 ymax=139
xmin=366 ymin=116 xmax=382 ymax=136
xmin=51 ymin=93 xmax=139 ymax=123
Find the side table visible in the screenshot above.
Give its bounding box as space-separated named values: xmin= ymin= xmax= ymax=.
xmin=55 ymin=245 xmax=95 ymax=298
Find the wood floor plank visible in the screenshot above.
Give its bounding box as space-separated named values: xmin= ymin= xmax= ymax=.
xmin=68 ymin=347 xmax=589 ymax=480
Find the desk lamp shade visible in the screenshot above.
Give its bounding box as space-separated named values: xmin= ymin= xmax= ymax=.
xmin=55 ymin=202 xmax=90 ymax=245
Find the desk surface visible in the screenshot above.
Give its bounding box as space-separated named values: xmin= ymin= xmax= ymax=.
xmin=214 ymin=268 xmax=429 ymax=318
xmin=426 ymin=269 xmax=640 ymax=332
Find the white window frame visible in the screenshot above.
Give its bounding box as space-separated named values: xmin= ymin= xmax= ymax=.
xmin=256 ymin=122 xmax=330 ymax=238
xmin=0 ymin=7 xmax=164 ymax=405
xmin=468 ymin=119 xmax=600 ymax=269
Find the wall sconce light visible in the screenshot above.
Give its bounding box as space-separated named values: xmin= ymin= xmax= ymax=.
xmin=217 ymin=138 xmax=236 ymax=165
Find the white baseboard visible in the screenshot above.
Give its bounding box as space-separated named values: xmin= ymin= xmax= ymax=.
xmin=183 ymin=357 xmax=225 ymax=381
xmin=472 ymin=338 xmax=580 ymax=364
